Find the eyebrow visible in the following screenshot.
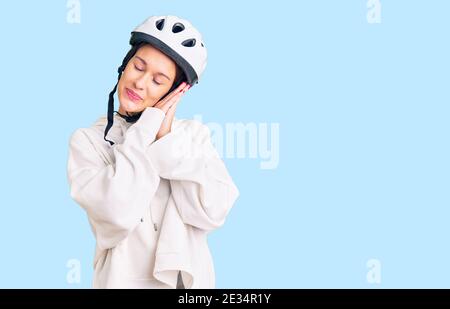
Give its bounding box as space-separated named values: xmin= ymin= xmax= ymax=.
xmin=135 ymin=56 xmax=172 ymax=81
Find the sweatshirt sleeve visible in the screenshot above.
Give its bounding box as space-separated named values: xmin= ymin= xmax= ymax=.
xmin=67 ymin=107 xmax=165 ymax=250
xmin=147 ymin=120 xmax=240 ymax=231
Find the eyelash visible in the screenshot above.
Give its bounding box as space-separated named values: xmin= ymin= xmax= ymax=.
xmin=134 ymin=64 xmax=162 ymax=85
xmin=134 ymin=64 xmax=144 ymax=72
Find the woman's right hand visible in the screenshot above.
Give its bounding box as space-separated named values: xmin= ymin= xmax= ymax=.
xmin=153 ymin=82 xmax=191 ymax=140
xmin=153 ymin=82 xmax=190 ymax=113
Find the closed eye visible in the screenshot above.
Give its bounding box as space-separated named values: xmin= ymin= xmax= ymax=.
xmin=134 ymin=64 xmax=144 ymax=72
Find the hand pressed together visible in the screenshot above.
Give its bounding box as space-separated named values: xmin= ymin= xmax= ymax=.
xmin=154 ymin=82 xmax=191 ymax=140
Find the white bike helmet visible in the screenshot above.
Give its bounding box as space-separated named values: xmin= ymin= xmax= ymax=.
xmin=104 ymin=15 xmax=208 ymax=146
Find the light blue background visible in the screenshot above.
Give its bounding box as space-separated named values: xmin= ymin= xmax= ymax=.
xmin=0 ymin=0 xmax=449 ymax=288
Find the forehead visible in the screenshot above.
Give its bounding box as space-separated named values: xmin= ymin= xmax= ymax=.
xmin=134 ymin=44 xmax=176 ymax=73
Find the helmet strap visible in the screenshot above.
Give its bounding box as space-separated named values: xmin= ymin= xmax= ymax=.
xmin=103 ymin=44 xmax=144 ymax=146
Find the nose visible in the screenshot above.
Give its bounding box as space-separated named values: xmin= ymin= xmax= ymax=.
xmin=134 ymin=72 xmax=149 ymax=90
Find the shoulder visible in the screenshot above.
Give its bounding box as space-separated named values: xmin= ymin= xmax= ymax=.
xmin=68 ymin=128 xmax=94 ymax=149
xmin=69 ymin=116 xmax=106 ymax=148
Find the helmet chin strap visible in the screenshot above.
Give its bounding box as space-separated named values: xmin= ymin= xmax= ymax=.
xmin=104 ymin=45 xmax=144 ymax=146
xmin=115 ymin=110 xmax=142 ymax=123
xmin=104 ymin=76 xmax=144 ymax=146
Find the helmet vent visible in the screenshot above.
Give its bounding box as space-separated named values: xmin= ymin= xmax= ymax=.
xmin=155 ymin=19 xmax=165 ymax=30
xmin=182 ymin=38 xmax=196 ymax=47
xmin=172 ymin=23 xmax=185 ymax=33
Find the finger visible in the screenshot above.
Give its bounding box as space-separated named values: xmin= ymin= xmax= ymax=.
xmin=160 ymin=86 xmax=186 ymax=111
xmin=166 ymin=99 xmax=181 ymax=119
xmin=165 ymin=83 xmax=190 ymax=106
xmin=154 ymin=83 xmax=189 ymax=113
xmin=181 ymin=84 xmax=191 ymax=94
xmin=165 ymin=83 xmax=191 ymax=104
xmin=156 ymin=82 xmax=187 ymax=107
xmin=163 ymin=100 xmax=178 ymax=130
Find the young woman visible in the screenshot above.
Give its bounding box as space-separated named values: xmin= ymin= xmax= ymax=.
xmin=67 ymin=15 xmax=239 ymax=289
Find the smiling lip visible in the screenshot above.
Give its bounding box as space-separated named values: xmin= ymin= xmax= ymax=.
xmin=125 ymin=88 xmax=143 ymax=102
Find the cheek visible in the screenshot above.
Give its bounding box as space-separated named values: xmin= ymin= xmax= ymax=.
xmin=118 ymin=70 xmax=129 ymax=87
xmin=143 ymin=87 xmax=168 ymax=107
xmin=157 ymin=84 xmax=173 ymax=97
xmin=145 ymin=84 xmax=164 ymax=99
xmin=143 ymin=90 xmax=158 ymax=106
xmin=122 ymin=69 xmax=136 ymax=84
xmin=118 ymin=70 xmax=136 ymax=97
xmin=118 ymin=75 xmax=130 ymax=98
xmin=117 ymin=79 xmax=123 ymax=98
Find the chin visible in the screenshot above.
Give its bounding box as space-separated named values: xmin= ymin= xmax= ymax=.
xmin=119 ymin=96 xmax=144 ymax=114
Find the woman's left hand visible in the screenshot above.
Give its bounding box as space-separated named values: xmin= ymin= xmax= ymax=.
xmin=155 ymin=83 xmax=191 ymax=140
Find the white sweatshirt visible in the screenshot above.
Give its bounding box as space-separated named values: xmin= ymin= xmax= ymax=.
xmin=66 ymin=107 xmax=239 ymax=289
